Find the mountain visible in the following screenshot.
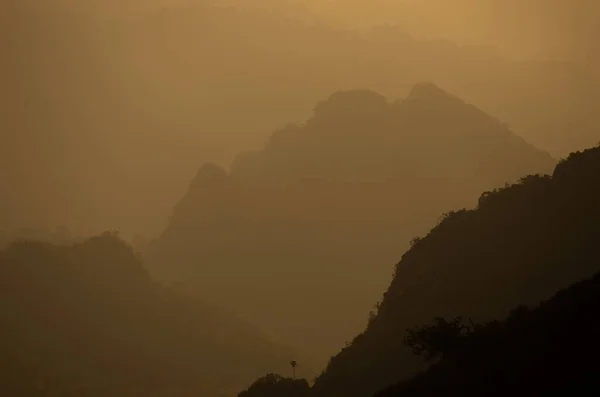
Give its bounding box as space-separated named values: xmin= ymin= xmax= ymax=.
xmin=148 ymin=84 xmax=554 ymax=360
xmin=0 ymin=227 xmax=76 ymax=250
xmin=377 ymin=269 xmax=600 ymax=396
xmin=1 ymin=1 xmax=309 ymax=236
xmin=279 ymin=0 xmax=600 ymax=64
xmin=0 ymin=234 xmax=297 ymax=397
xmin=240 ymin=259 xmax=600 ymax=397
xmin=309 ymin=144 xmax=600 ymax=397
xmin=2 ymin=0 xmax=598 ymax=237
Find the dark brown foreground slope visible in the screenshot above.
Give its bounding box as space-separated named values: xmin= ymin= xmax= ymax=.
xmin=311 ymin=145 xmax=600 ymax=397
xmin=377 ymin=270 xmax=600 ymax=396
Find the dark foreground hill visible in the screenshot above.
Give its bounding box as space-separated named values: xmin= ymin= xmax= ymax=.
xmin=378 ymin=269 xmax=600 ymax=397
xmin=238 ymin=269 xmax=600 ymax=397
xmin=0 ymin=234 xmax=295 ymax=397
xmin=309 ymin=145 xmax=600 ymax=397
xmin=149 ymin=83 xmax=554 ymax=359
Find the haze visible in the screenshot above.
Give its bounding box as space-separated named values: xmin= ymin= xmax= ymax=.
xmin=1 ymin=1 xmax=599 ymax=396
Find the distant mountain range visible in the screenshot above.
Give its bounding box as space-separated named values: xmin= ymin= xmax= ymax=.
xmin=0 ymin=234 xmax=298 ymax=397
xmin=2 ymin=1 xmax=598 ymax=237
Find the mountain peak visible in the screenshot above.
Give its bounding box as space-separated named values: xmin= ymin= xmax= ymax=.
xmin=405 ymin=82 xmax=462 ymax=104
xmin=189 ymin=162 xmax=228 ymax=190
xmin=313 ymin=90 xmax=388 ymax=119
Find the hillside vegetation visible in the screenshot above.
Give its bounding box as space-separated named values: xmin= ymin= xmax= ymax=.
xmin=311 ymin=145 xmax=600 ymax=396
xmin=378 ymin=268 xmax=600 ymax=396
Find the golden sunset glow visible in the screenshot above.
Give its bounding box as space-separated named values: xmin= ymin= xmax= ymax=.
xmin=1 ymin=1 xmax=599 ymax=396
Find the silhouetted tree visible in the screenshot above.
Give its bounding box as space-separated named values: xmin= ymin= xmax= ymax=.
xmin=290 ymin=361 xmax=298 ymax=379
xmin=403 ymin=317 xmax=469 ymax=360
xmin=378 ymin=270 xmax=600 ymax=396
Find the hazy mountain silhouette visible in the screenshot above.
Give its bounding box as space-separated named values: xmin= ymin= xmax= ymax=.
xmin=269 ymin=0 xmax=600 ymax=64
xmin=5 ymin=2 xmax=599 ymax=396
xmin=307 ymin=144 xmax=600 ymax=397
xmin=1 ymin=1 xmax=309 ymax=237
xmin=0 ymin=227 xmax=76 ymax=250
xmin=377 ymin=270 xmax=600 ymax=396
xmin=148 ymin=84 xmax=554 ymax=360
xmin=2 ymin=1 xmax=598 ymax=238
xmin=0 ymin=233 xmax=297 ymax=396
